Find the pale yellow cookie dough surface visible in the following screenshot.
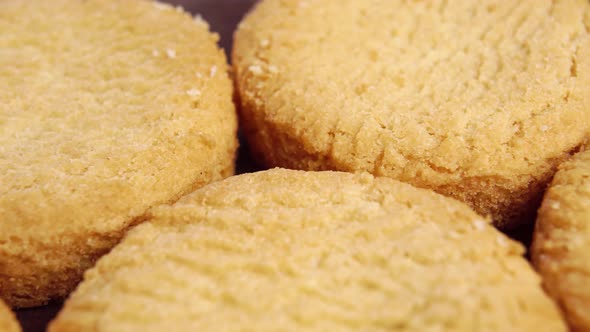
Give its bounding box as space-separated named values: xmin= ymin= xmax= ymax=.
xmin=50 ymin=169 xmax=565 ymax=332
xmin=233 ymin=0 xmax=590 ymax=228
xmin=0 ymin=300 xmax=20 ymax=332
xmin=533 ymin=150 xmax=590 ymax=332
xmin=0 ymin=0 xmax=237 ymax=308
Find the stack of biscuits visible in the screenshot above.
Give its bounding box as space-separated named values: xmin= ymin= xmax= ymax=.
xmin=1 ymin=0 xmax=589 ymax=331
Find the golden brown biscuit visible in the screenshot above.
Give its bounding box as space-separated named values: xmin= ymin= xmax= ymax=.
xmin=50 ymin=169 xmax=565 ymax=332
xmin=0 ymin=0 xmax=237 ymax=307
xmin=0 ymin=300 xmax=19 ymax=332
xmin=532 ymin=150 xmax=590 ymax=332
xmin=233 ymin=0 xmax=590 ymax=228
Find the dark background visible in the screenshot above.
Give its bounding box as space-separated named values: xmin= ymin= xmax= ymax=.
xmin=15 ymin=1 xmax=258 ymax=331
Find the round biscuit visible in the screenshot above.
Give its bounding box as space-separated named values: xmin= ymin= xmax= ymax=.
xmin=0 ymin=0 xmax=237 ymax=307
xmin=532 ymin=149 xmax=590 ymax=332
xmin=50 ymin=169 xmax=565 ymax=332
xmin=233 ymin=0 xmax=590 ymax=228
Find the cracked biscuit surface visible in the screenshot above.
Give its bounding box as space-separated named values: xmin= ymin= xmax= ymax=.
xmin=0 ymin=0 xmax=237 ymax=307
xmin=233 ymin=0 xmax=590 ymax=228
xmin=532 ymin=149 xmax=590 ymax=332
xmin=0 ymin=300 xmax=19 ymax=332
xmin=50 ymin=169 xmax=565 ymax=332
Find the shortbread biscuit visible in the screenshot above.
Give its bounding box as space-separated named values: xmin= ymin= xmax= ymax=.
xmin=233 ymin=0 xmax=590 ymax=228
xmin=0 ymin=300 xmax=19 ymax=332
xmin=532 ymin=150 xmax=590 ymax=332
xmin=50 ymin=169 xmax=565 ymax=332
xmin=0 ymin=0 xmax=237 ymax=307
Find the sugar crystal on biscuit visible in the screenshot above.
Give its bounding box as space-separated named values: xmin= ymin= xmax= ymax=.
xmin=186 ymin=89 xmax=201 ymax=97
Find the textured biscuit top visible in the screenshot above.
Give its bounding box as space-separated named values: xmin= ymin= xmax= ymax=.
xmin=50 ymin=169 xmax=565 ymax=332
xmin=233 ymin=0 xmax=590 ymax=228
xmin=0 ymin=0 xmax=237 ymax=307
xmin=0 ymin=300 xmax=19 ymax=332
xmin=532 ymin=149 xmax=590 ymax=332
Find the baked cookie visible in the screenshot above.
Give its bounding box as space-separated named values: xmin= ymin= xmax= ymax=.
xmin=532 ymin=149 xmax=590 ymax=332
xmin=0 ymin=0 xmax=237 ymax=307
xmin=233 ymin=0 xmax=590 ymax=228
xmin=0 ymin=300 xmax=19 ymax=332
xmin=50 ymin=169 xmax=565 ymax=332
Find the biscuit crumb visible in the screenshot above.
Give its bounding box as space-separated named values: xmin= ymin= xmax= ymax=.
xmin=540 ymin=125 xmax=549 ymax=132
xmin=448 ymin=231 xmax=460 ymax=239
xmin=249 ymin=65 xmax=263 ymax=75
xmin=152 ymin=49 xmax=160 ymax=57
xmin=472 ymin=219 xmax=486 ymax=231
xmin=268 ymin=65 xmax=279 ymax=73
xmin=237 ymin=21 xmax=249 ymax=31
xmin=196 ymin=72 xmax=203 ymax=78
xmin=193 ymin=14 xmax=206 ymax=25
xmin=550 ymin=201 xmax=561 ymax=209
xmin=186 ymin=88 xmax=201 ymax=97
xmin=496 ymin=236 xmax=508 ymax=247
xmin=210 ymin=65 xmax=217 ymax=77
xmin=152 ymin=1 xmax=171 ymax=10
xmin=260 ymin=39 xmax=270 ymax=48
xmin=166 ymin=49 xmax=176 ymax=59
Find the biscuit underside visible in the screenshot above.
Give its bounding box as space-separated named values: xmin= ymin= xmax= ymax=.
xmin=532 ymin=149 xmax=590 ymax=332
xmin=0 ymin=0 xmax=237 ymax=307
xmin=49 ymin=169 xmax=566 ymax=332
xmin=233 ymin=0 xmax=590 ymax=228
